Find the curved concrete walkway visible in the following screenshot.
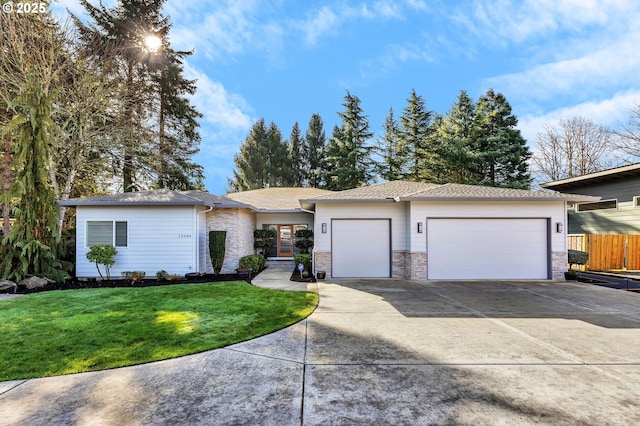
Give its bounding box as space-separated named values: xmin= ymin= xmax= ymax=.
xmin=1 ymin=276 xmax=640 ymax=425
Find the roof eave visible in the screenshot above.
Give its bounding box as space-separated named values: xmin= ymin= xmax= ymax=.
xmin=401 ymin=196 xmax=600 ymax=202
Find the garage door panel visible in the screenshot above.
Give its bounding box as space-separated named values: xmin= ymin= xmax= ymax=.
xmin=428 ymin=218 xmax=548 ymax=280
xmin=332 ymin=219 xmax=390 ymax=278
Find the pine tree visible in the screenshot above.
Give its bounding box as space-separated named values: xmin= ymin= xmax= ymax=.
xmin=72 ymin=0 xmax=203 ymax=192
xmin=376 ymin=108 xmax=406 ymax=181
xmin=288 ymin=122 xmax=306 ymax=187
xmin=323 ymin=92 xmax=375 ymax=190
xmin=265 ymin=121 xmax=293 ymax=187
xmin=305 ymin=113 xmax=326 ymax=188
xmin=436 ymin=90 xmax=478 ymax=183
xmin=399 ymin=89 xmax=437 ymax=182
xmin=229 ymin=119 xmax=269 ymax=191
xmin=472 ymin=89 xmax=531 ymax=189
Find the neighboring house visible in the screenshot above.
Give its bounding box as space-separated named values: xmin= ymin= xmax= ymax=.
xmin=300 ymin=181 xmax=593 ymax=281
xmin=59 ymin=187 xmax=330 ymax=278
xmin=60 ymin=181 xmax=592 ymax=281
xmin=541 ymin=163 xmax=640 ymax=234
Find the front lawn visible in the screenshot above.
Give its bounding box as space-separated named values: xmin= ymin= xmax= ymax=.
xmin=0 ymin=281 xmax=318 ymax=381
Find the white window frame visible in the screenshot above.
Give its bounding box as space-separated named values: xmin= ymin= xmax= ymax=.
xmin=575 ymin=199 xmax=618 ymax=213
xmin=86 ymin=220 xmax=128 ymax=248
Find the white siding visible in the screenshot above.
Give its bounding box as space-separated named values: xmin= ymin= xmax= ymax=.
xmin=197 ymin=206 xmax=209 ymax=273
xmin=409 ymin=201 xmax=566 ymax=253
xmin=76 ymin=206 xmax=196 ymax=278
xmin=314 ymin=202 xmax=408 ymax=252
xmin=256 ymin=212 xmax=314 ymax=228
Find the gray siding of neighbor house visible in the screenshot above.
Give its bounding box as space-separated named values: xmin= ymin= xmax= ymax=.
xmin=568 ymin=201 xmax=640 ymax=234
xmin=566 ymin=175 xmax=640 ymax=202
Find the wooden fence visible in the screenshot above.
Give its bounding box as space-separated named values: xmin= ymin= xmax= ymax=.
xmin=568 ymin=234 xmax=640 ymax=271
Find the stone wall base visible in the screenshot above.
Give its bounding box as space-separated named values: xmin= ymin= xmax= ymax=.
xmin=552 ymin=251 xmax=567 ymax=280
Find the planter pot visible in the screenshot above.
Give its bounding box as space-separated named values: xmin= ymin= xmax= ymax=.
xmin=316 ymin=271 xmax=326 ymax=280
xmin=564 ymin=271 xmax=578 ymax=281
xmin=236 ymin=268 xmax=252 ymax=280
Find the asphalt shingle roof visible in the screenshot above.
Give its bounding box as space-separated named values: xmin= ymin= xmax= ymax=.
xmin=58 ymin=189 xmax=249 ymax=208
xmin=306 ymin=181 xmax=440 ymax=201
xmin=226 ymin=187 xmax=332 ymax=211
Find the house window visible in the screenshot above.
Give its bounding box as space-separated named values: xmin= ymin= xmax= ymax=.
xmin=576 ymin=199 xmax=617 ymax=213
xmin=634 ymin=196 xmax=640 ymax=208
xmin=87 ymin=221 xmax=128 ymax=247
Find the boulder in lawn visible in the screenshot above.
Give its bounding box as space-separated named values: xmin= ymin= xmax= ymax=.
xmin=18 ymin=276 xmax=54 ymax=290
xmin=0 ymin=280 xmax=17 ymax=293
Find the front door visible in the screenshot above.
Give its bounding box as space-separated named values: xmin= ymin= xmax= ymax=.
xmin=278 ymin=225 xmax=293 ymax=257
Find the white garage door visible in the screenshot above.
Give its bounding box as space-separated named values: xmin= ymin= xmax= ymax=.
xmin=427 ymin=218 xmax=549 ymax=280
xmin=332 ymin=219 xmax=391 ymax=278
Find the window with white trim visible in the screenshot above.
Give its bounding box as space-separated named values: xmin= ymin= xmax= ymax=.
xmin=87 ymin=221 xmax=128 ymax=247
xmin=576 ymin=199 xmax=617 ymax=212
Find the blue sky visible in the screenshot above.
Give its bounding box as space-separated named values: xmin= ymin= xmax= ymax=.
xmin=55 ymin=1 xmax=640 ymax=194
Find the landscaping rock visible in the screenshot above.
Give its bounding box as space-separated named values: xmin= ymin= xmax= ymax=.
xmin=0 ymin=280 xmax=17 ymax=293
xmin=18 ymin=276 xmax=54 ymax=290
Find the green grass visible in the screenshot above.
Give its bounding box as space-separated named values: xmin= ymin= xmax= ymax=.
xmin=0 ymin=281 xmax=318 ymax=381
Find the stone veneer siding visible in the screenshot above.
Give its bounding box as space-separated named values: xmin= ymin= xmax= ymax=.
xmin=392 ymin=251 xmax=407 ymax=279
xmin=408 ymin=252 xmax=427 ymax=281
xmin=552 ymin=251 xmax=567 ymax=280
xmin=205 ymin=208 xmax=256 ymax=274
xmin=314 ymin=251 xmax=332 ymax=278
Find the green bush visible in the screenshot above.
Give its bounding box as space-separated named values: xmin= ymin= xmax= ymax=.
xmin=209 ymin=230 xmax=227 ymax=275
xmin=568 ymin=249 xmax=588 ymax=270
xmin=239 ymin=254 xmax=265 ymax=271
xmin=294 ymin=254 xmax=312 ymax=272
xmin=253 ymin=229 xmax=275 ymax=256
xmin=294 ymin=229 xmax=314 ymax=254
xmin=86 ymin=245 xmax=117 ymax=280
xmin=156 ymin=270 xmax=168 ymax=281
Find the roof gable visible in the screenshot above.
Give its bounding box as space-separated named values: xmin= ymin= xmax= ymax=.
xmin=226 ymin=187 xmax=332 ymax=211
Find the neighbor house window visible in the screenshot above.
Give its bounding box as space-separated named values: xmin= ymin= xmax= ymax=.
xmin=87 ymin=221 xmax=128 ymax=247
xmin=634 ymin=196 xmax=640 ymax=208
xmin=576 ymin=199 xmax=617 ymax=212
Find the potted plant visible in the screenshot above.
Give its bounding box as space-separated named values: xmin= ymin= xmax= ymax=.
xmin=294 ymin=229 xmax=314 ymax=254
xmin=254 ymin=229 xmax=275 ymax=257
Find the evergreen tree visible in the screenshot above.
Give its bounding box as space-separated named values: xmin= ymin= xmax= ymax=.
xmin=376 ymin=108 xmax=406 ymax=181
xmin=228 ymin=119 xmax=294 ymax=190
xmin=399 ymin=89 xmax=437 ymax=182
xmin=1 ymin=75 xmax=68 ymax=281
xmin=436 ymin=90 xmax=478 ymax=183
xmin=288 ymin=122 xmax=306 ymax=187
xmin=229 ymin=118 xmax=269 ymax=191
xmin=305 ymin=113 xmax=326 ymax=188
xmin=72 ymin=0 xmax=202 ymax=192
xmin=323 ymin=92 xmax=375 ymax=190
xmin=152 ymin=41 xmax=204 ymax=190
xmin=265 ymin=121 xmax=293 ymax=187
xmin=471 ymin=89 xmax=531 ymax=189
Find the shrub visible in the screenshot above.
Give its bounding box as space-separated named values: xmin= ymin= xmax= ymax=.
xmin=86 ymin=245 xmax=117 ymax=280
xmin=132 ymin=271 xmax=146 ymax=281
xmin=253 ymin=229 xmax=275 ymax=256
xmin=294 ymin=229 xmax=314 ymax=254
xmin=209 ymin=230 xmax=227 ymax=275
xmin=121 ymin=271 xmax=134 ymax=279
xmin=294 ymin=254 xmax=312 ymax=272
xmin=568 ymin=249 xmax=588 ymax=271
xmin=156 ymin=270 xmax=168 ymax=281
xmin=239 ymin=254 xmax=265 ymax=271
xmin=168 ymin=274 xmax=182 ymax=281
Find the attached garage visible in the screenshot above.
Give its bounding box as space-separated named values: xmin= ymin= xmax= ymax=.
xmin=427 ymin=218 xmax=550 ymax=280
xmin=332 ymin=219 xmax=391 ymax=278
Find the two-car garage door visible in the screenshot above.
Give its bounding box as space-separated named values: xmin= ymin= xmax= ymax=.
xmin=427 ymin=218 xmax=549 ymax=280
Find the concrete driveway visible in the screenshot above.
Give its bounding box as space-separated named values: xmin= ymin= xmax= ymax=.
xmin=1 ymin=279 xmax=639 ymax=425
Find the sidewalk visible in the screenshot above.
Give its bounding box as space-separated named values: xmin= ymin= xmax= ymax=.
xmin=251 ymin=261 xmax=316 ymax=292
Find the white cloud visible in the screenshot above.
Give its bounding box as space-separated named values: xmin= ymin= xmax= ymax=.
xmin=183 ymin=62 xmax=253 ymax=132
xmin=518 ymin=90 xmax=640 ymax=145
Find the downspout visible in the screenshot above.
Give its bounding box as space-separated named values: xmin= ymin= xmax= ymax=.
xmin=196 ymin=205 xmax=215 ymax=273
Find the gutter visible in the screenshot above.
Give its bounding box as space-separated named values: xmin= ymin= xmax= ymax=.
xmin=195 ymin=204 xmax=216 ymax=272
xmin=300 ymin=207 xmax=317 ymax=275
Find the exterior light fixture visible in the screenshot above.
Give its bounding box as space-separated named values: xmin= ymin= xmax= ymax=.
xmin=417 ymin=222 xmax=423 ymax=233
xmin=556 ymin=222 xmax=563 ymax=233
xmin=322 ymin=223 xmax=327 ymax=233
